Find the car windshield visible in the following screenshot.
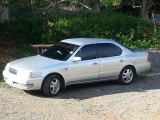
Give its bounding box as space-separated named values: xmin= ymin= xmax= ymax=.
xmin=41 ymin=42 xmax=79 ymax=61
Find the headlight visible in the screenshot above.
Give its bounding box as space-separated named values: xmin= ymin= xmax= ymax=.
xmin=29 ymin=72 xmax=42 ymax=78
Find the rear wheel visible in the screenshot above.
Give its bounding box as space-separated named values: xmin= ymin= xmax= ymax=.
xmin=118 ymin=66 xmax=135 ymax=85
xmin=42 ymin=74 xmax=62 ymax=97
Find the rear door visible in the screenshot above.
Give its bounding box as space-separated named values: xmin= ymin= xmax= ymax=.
xmin=97 ymin=43 xmax=123 ymax=79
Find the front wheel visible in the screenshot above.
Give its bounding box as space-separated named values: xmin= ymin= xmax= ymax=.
xmin=42 ymin=74 xmax=62 ymax=97
xmin=118 ymin=66 xmax=135 ymax=85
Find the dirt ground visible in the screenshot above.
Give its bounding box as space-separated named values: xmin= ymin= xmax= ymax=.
xmin=0 ymin=53 xmax=160 ymax=120
xmin=0 ymin=72 xmax=160 ymax=120
xmin=0 ymin=35 xmax=160 ymax=120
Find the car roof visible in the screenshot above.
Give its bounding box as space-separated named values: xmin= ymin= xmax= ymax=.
xmin=61 ymin=38 xmax=115 ymax=46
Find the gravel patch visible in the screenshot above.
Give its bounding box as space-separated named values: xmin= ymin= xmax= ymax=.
xmin=0 ymin=51 xmax=160 ymax=120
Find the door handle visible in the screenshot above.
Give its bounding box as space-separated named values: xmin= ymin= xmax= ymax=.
xmin=120 ymin=59 xmax=124 ymax=62
xmin=93 ymin=62 xmax=98 ymax=65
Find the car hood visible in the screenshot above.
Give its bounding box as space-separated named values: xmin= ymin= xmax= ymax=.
xmin=8 ymin=55 xmax=63 ymax=71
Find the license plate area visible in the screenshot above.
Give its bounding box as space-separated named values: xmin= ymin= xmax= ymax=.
xmin=13 ymin=81 xmax=19 ymax=85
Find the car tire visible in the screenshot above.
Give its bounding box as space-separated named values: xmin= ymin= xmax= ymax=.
xmin=118 ymin=66 xmax=135 ymax=85
xmin=42 ymin=74 xmax=62 ymax=97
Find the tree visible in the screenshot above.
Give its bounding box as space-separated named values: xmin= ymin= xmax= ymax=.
xmin=140 ymin=0 xmax=153 ymax=20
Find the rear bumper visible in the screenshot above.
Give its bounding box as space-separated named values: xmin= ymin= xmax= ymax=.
xmin=3 ymin=70 xmax=43 ymax=90
xmin=136 ymin=63 xmax=151 ymax=75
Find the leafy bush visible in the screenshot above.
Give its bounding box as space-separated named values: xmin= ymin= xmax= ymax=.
xmin=0 ymin=63 xmax=5 ymax=81
xmin=101 ymin=0 xmax=122 ymax=5
xmin=11 ymin=44 xmax=37 ymax=59
xmin=0 ymin=18 xmax=46 ymax=44
xmin=55 ymin=12 xmax=160 ymax=48
xmin=0 ymin=11 xmax=160 ymax=48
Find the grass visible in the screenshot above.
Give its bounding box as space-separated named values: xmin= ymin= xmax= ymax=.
xmin=0 ymin=82 xmax=6 ymax=88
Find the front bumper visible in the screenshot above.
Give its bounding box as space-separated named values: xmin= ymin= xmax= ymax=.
xmin=3 ymin=70 xmax=43 ymax=90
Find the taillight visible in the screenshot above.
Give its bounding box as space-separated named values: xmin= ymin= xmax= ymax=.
xmin=147 ymin=54 xmax=150 ymax=62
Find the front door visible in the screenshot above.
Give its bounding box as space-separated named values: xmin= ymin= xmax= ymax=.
xmin=67 ymin=44 xmax=99 ymax=84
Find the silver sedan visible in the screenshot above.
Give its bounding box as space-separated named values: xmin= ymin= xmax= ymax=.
xmin=3 ymin=38 xmax=150 ymax=96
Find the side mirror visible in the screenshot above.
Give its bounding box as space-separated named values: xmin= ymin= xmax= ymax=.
xmin=72 ymin=57 xmax=81 ymax=62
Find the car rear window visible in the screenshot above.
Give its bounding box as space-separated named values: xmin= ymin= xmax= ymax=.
xmin=97 ymin=43 xmax=122 ymax=58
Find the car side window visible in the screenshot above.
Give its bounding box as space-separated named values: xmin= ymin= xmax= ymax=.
xmin=75 ymin=44 xmax=97 ymax=61
xmin=97 ymin=43 xmax=122 ymax=58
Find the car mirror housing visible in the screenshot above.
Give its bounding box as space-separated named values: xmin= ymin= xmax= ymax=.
xmin=72 ymin=57 xmax=81 ymax=62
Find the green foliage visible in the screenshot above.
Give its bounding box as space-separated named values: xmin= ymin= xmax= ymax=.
xmin=0 ymin=11 xmax=160 ymax=48
xmin=0 ymin=18 xmax=46 ymax=44
xmin=101 ymin=0 xmax=122 ymax=5
xmin=11 ymin=44 xmax=36 ymax=59
xmin=0 ymin=63 xmax=5 ymax=81
xmin=54 ymin=12 xmax=160 ymax=48
xmin=9 ymin=5 xmax=33 ymax=19
xmin=100 ymin=0 xmax=141 ymax=6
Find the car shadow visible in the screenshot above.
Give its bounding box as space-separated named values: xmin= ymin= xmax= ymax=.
xmin=26 ymin=72 xmax=160 ymax=100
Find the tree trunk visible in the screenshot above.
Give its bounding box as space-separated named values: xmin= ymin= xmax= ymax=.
xmin=86 ymin=0 xmax=100 ymax=11
xmin=140 ymin=0 xmax=153 ymax=20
